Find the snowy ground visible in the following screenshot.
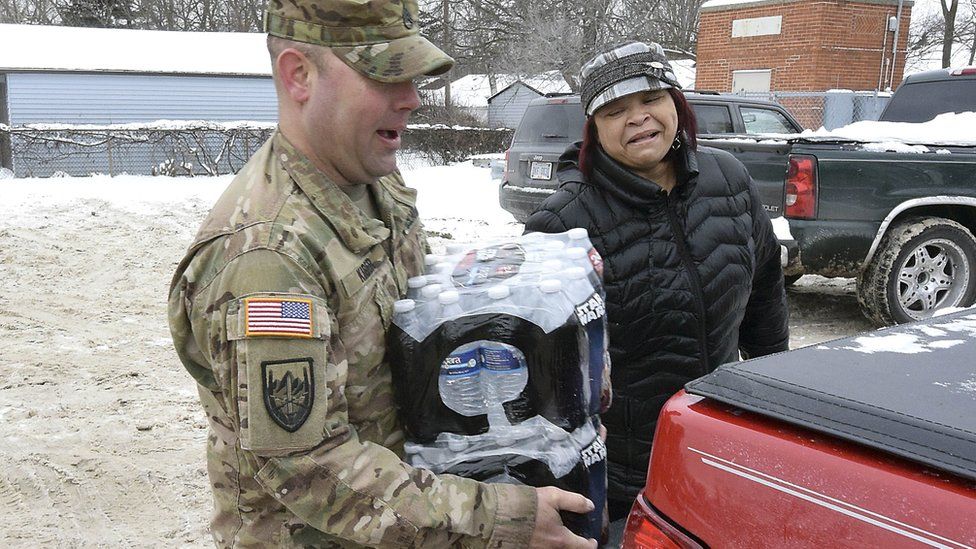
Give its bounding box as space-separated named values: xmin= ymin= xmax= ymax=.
xmin=0 ymin=158 xmax=874 ymax=546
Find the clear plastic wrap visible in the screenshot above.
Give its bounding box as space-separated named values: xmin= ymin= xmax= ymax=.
xmin=388 ymin=230 xmax=609 ymax=539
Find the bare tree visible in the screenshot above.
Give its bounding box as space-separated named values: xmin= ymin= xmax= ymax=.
xmin=0 ymin=0 xmax=62 ymax=24
xmin=941 ymin=0 xmax=960 ymax=67
xmin=0 ymin=0 xmax=265 ymax=30
xmin=963 ymin=0 xmax=976 ymax=64
xmin=56 ymin=0 xmax=137 ymax=28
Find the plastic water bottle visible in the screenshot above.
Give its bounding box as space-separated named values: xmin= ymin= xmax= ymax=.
xmin=565 ymin=268 xmax=607 ymax=417
xmin=438 ymin=341 xmax=484 ymax=417
xmin=481 ymin=284 xmax=528 ymax=427
xmin=481 ymin=342 xmax=529 ymax=426
xmin=437 ymin=290 xmax=464 ymax=322
xmin=393 ymin=299 xmax=419 ymax=333
xmin=406 ymin=276 xmax=427 ymax=299
xmin=564 ymin=267 xmax=594 ymax=305
xmin=437 ymin=292 xmax=484 ymax=417
xmin=567 ymin=227 xmax=589 ymax=245
xmin=420 ymin=283 xmax=443 ymax=301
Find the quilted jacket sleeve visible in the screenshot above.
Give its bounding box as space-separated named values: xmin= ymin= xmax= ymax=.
xmin=739 ymin=173 xmax=790 ymax=359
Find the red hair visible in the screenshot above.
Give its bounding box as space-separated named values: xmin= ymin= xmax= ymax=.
xmin=579 ymin=88 xmax=698 ymax=179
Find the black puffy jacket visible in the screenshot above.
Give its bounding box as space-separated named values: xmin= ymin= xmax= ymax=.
xmin=525 ymin=142 xmax=789 ymax=505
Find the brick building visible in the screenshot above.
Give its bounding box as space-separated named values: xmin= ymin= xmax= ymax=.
xmin=696 ymin=0 xmax=913 ymax=93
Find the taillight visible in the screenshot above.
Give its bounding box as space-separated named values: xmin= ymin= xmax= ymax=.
xmin=950 ymin=67 xmax=976 ymax=76
xmin=785 ymin=154 xmax=817 ymax=220
xmin=623 ymin=495 xmax=702 ymax=549
xmin=504 ymin=149 xmax=511 ymax=174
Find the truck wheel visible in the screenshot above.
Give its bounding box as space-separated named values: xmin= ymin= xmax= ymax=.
xmin=784 ymin=274 xmax=802 ymax=286
xmin=857 ymin=217 xmax=976 ymax=326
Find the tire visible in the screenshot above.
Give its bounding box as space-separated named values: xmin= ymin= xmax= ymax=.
xmin=784 ymin=274 xmax=802 ymax=286
xmin=857 ymin=217 xmax=976 ymax=326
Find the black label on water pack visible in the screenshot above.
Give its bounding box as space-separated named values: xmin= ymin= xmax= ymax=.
xmin=580 ymin=437 xmax=607 ymax=468
xmin=452 ymin=243 xmax=526 ymax=287
xmin=574 ymin=292 xmax=606 ymax=326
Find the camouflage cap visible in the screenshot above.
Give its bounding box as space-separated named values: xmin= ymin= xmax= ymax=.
xmin=264 ymin=0 xmax=454 ymax=83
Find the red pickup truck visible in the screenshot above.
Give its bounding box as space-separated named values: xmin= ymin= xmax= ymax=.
xmin=622 ymin=309 xmax=976 ymax=548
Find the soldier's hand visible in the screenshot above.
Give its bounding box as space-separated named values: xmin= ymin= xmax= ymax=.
xmin=529 ymin=486 xmax=598 ymax=549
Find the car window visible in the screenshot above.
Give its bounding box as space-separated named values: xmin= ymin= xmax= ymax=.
xmin=513 ymin=103 xmax=586 ymax=144
xmin=880 ymin=80 xmax=976 ymax=122
xmin=740 ymin=107 xmax=797 ymax=134
xmin=693 ymin=104 xmax=734 ymax=134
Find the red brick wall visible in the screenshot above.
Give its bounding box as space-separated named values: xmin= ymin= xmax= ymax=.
xmin=696 ymin=0 xmax=912 ymax=92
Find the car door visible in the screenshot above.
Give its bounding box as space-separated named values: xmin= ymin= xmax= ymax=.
xmin=733 ymin=105 xmax=801 ymax=216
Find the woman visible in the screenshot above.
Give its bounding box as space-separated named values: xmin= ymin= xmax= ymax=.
xmin=525 ymin=41 xmax=790 ymax=521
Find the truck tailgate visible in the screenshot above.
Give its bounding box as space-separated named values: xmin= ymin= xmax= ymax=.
xmin=646 ymin=391 xmax=976 ymax=547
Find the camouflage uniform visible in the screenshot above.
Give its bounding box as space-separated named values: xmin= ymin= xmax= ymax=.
xmin=168 ymin=134 xmax=538 ymax=547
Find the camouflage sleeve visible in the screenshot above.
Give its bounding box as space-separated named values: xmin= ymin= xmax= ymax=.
xmin=187 ymin=248 xmax=538 ymax=548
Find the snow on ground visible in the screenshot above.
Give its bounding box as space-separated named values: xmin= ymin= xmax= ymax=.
xmin=0 ymin=158 xmax=874 ymax=545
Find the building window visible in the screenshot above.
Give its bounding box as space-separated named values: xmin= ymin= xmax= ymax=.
xmin=732 ymin=69 xmax=772 ymax=93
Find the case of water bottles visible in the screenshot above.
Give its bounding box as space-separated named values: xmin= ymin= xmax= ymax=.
xmin=387 ymin=228 xmax=609 ymax=538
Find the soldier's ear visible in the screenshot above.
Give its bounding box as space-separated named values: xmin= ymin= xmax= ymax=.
xmin=275 ymin=48 xmax=315 ymax=104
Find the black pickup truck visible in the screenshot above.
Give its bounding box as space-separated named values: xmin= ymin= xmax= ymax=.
xmin=499 ymin=69 xmax=976 ymax=326
xmin=498 ymin=92 xmax=802 ymax=222
xmin=748 ymin=67 xmax=976 ymax=325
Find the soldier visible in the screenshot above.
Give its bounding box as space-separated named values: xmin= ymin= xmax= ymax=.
xmin=168 ymin=1 xmax=598 ymax=547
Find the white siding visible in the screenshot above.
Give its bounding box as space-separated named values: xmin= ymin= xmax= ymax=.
xmin=4 ymin=71 xmax=277 ymax=176
xmin=6 ymin=72 xmax=276 ymax=125
xmin=488 ymin=83 xmax=544 ymax=129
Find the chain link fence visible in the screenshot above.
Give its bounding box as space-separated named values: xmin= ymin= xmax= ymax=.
xmin=0 ymin=122 xmax=513 ymax=178
xmin=0 ymin=122 xmax=275 ymax=178
xmin=736 ymin=90 xmax=892 ymax=130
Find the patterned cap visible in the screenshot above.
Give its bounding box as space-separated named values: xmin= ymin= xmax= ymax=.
xmin=579 ymin=41 xmax=681 ymax=116
xmin=264 ymin=0 xmax=454 ymax=83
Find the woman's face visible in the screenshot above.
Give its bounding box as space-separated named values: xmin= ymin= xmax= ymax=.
xmin=592 ymin=89 xmax=679 ymax=176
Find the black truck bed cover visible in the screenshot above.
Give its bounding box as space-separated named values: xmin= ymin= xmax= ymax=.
xmin=687 ymin=310 xmax=976 ymax=482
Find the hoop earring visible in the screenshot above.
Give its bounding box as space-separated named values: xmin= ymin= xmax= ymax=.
xmin=670 ymin=136 xmax=681 ymax=152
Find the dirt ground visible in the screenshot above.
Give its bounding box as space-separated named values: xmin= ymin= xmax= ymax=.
xmin=0 ymin=196 xmax=875 ymax=547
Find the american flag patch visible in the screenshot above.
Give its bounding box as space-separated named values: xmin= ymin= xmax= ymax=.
xmin=245 ymin=298 xmax=314 ymax=338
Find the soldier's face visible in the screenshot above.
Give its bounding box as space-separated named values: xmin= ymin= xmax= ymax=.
xmin=304 ymin=50 xmax=421 ymax=186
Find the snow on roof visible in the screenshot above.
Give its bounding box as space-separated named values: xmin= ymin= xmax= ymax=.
xmin=520 ymin=71 xmax=574 ymax=95
xmin=423 ymin=71 xmax=572 ymax=108
xmin=670 ymin=59 xmax=696 ymax=89
xmin=0 ymin=23 xmax=271 ymax=76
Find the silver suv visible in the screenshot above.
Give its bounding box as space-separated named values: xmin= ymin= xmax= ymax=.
xmin=499 ymin=93 xmax=802 ymax=222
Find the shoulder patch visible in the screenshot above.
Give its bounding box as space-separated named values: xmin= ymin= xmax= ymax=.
xmin=262 ymin=358 xmax=314 ymax=432
xmin=245 ymin=297 xmax=314 ymax=338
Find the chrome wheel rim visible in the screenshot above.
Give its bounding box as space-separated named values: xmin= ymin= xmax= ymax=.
xmin=897 ymin=238 xmax=970 ymax=320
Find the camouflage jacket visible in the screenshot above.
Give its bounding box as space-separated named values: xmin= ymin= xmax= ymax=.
xmin=168 ymin=132 xmax=537 ymax=548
